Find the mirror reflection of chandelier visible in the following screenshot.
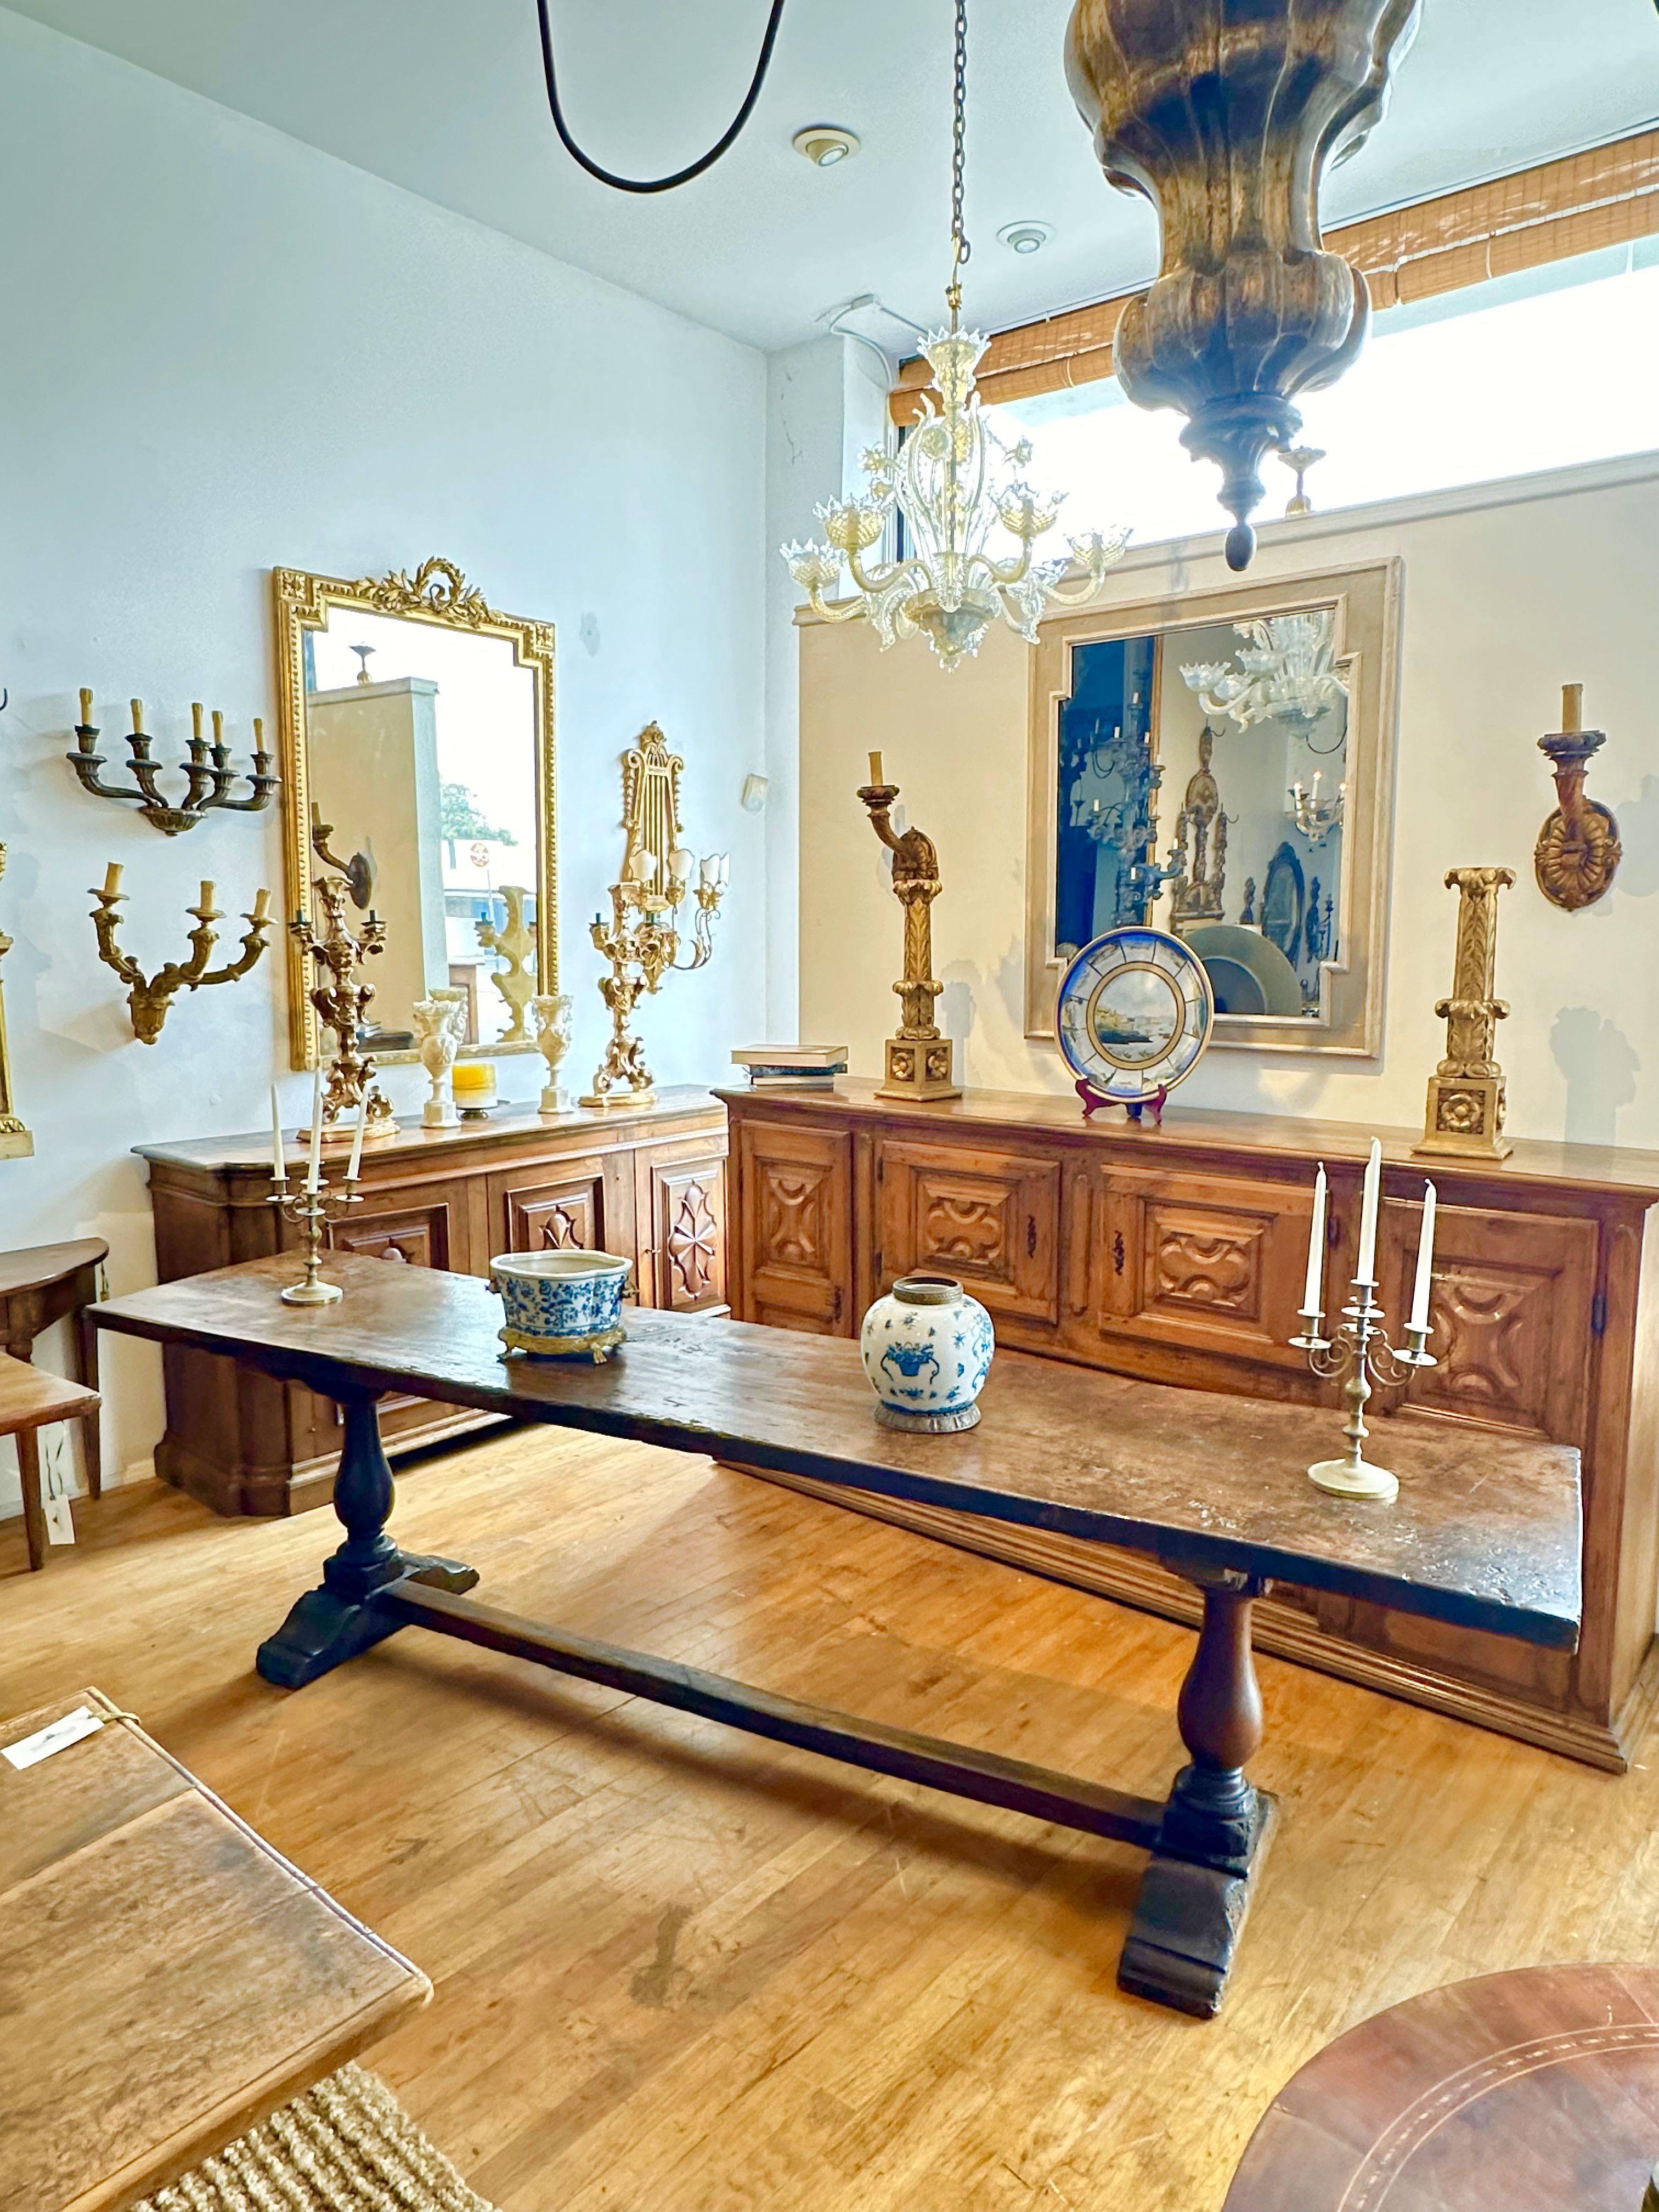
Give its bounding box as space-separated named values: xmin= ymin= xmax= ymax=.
xmin=1179 ymin=611 xmax=1348 ymax=733
xmin=782 ymin=0 xmax=1130 ymax=673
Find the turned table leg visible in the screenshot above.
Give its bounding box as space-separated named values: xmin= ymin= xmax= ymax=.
xmin=256 ymin=1385 xmax=478 ymax=1689
xmin=74 ymin=1276 xmax=103 ymax=1499
xmin=1119 ymin=1567 xmax=1274 ymax=2018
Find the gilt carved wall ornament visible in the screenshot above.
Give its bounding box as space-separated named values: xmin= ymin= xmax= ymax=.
xmin=1534 ymin=684 xmax=1621 ymax=912
xmin=1064 ymin=0 xmax=1420 ymax=569
xmin=1414 ymin=866 xmax=1515 ymax=1162
xmin=89 ymin=863 xmax=274 ymax=1043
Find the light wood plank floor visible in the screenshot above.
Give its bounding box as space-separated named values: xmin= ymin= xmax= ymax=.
xmin=4 ymin=1426 xmax=1657 ymax=2211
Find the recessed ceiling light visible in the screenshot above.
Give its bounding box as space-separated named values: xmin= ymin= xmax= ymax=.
xmin=998 ymin=219 xmax=1054 ymax=255
xmin=793 ymin=125 xmax=860 ymax=170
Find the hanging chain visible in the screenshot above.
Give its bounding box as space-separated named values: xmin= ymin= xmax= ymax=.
xmin=947 ymin=0 xmax=970 ymax=325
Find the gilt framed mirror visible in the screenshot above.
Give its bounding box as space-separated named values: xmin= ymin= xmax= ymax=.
xmin=1026 ymin=558 xmax=1400 ymax=1058
xmin=273 ymin=557 xmax=556 ymax=1069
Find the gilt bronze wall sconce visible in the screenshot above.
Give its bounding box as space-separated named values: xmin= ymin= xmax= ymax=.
xmin=90 ymin=864 xmax=273 ymax=1043
xmin=290 ymin=877 xmax=396 ymax=1139
xmin=69 ymin=693 xmax=279 ymax=835
xmin=1535 ymin=682 xmax=1621 ymax=912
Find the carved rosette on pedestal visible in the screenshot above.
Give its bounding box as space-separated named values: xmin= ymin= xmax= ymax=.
xmin=1415 ymin=866 xmax=1515 ymax=1161
xmin=1065 ymin=0 xmax=1420 ymax=569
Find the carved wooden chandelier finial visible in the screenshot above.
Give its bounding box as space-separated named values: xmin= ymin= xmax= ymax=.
xmin=1065 ymin=0 xmax=1420 ymax=569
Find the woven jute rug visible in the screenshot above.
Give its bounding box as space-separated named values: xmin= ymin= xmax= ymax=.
xmin=132 ymin=2064 xmax=497 ymax=2212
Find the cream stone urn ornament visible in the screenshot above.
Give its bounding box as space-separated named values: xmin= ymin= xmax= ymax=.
xmin=532 ymin=991 xmax=574 ymax=1116
xmin=413 ymin=988 xmax=469 ymax=1127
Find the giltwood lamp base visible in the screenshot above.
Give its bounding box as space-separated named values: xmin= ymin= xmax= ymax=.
xmin=875 ymin=1034 xmax=961 ymax=1104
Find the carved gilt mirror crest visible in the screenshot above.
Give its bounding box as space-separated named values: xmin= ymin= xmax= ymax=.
xmin=273 ymin=557 xmax=556 ymax=1069
xmin=1027 ymin=559 xmax=1400 ymax=1058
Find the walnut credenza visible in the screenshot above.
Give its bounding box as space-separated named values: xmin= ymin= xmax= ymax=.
xmin=721 ymin=1081 xmax=1659 ymax=1771
xmin=139 ymin=1088 xmax=727 ymax=1517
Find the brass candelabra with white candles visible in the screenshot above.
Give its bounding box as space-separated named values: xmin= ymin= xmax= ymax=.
xmin=267 ymin=1073 xmax=366 ymax=1305
xmin=1289 ymin=1141 xmax=1438 ymax=1503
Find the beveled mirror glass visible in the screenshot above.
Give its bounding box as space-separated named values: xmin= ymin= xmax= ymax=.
xmin=273 ymin=558 xmax=555 ymax=1068
xmin=1027 ymin=560 xmax=1400 ymax=1057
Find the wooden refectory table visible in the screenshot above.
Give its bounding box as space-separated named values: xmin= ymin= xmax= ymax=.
xmin=93 ymin=1254 xmax=1583 ymax=2019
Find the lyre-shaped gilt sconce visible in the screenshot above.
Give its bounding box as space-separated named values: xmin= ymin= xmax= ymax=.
xmin=1535 ymin=683 xmax=1622 ymax=912
xmin=90 ymin=865 xmax=274 ymax=1042
xmin=69 ymin=693 xmax=280 ymax=836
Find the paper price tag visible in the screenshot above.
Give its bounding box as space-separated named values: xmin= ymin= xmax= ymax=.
xmin=3 ymin=1706 xmax=105 ymax=1769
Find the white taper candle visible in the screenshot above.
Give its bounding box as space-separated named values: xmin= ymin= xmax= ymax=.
xmin=1409 ymin=1180 xmax=1437 ymax=1331
xmin=1302 ymin=1163 xmax=1327 ymax=1316
xmin=306 ymin=1064 xmax=324 ymax=1192
xmin=1356 ymin=1137 xmax=1383 ymax=1284
xmin=346 ymin=1096 xmax=368 ymax=1184
xmin=269 ymin=1083 xmax=287 ymax=1189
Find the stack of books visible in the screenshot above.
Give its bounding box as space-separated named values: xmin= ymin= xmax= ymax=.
xmin=731 ymin=1045 xmax=848 ymax=1091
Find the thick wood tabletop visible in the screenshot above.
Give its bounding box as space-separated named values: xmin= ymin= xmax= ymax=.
xmin=0 ymin=1686 xmax=429 ymax=2212
xmin=94 ymin=1257 xmax=1582 ymax=1649
xmin=0 ymin=1237 xmax=107 ymax=1301
xmin=0 ymin=1349 xmax=98 ymax=1437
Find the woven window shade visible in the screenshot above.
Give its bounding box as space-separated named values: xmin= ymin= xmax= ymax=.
xmin=889 ymin=129 xmax=1659 ymax=425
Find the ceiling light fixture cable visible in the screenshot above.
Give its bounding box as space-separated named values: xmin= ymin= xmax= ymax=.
xmin=534 ymin=0 xmax=787 ymax=193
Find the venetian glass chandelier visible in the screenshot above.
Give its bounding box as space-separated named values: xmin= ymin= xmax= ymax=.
xmin=1180 ymin=612 xmax=1348 ymax=734
xmin=783 ymin=0 xmax=1130 ymax=673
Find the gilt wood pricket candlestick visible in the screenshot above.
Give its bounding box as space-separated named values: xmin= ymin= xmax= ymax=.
xmin=1415 ymin=866 xmax=1515 ymax=1161
xmin=856 ymin=754 xmax=961 ymax=1103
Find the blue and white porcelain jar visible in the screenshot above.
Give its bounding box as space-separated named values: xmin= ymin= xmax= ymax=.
xmin=490 ymin=1249 xmax=631 ymax=1361
xmin=859 ymin=1273 xmax=995 ymax=1434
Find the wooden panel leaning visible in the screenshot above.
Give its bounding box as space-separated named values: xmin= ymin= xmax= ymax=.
xmin=136 ymin=1087 xmax=727 ymax=1517
xmin=720 ymin=1082 xmax=1659 ymax=1773
xmin=0 ymin=1686 xmax=428 ymax=2212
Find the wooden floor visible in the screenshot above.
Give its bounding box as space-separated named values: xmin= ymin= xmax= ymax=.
xmin=4 ymin=1429 xmax=1658 ymax=2212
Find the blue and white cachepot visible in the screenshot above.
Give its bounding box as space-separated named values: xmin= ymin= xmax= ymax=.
xmin=490 ymin=1249 xmax=631 ymax=1362
xmin=859 ymin=1273 xmax=995 ymax=1434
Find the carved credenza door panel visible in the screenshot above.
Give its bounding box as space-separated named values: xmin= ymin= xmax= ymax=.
xmin=736 ymin=1120 xmax=854 ymax=1334
xmin=1375 ymin=1197 xmax=1597 ymax=1443
xmin=638 ymin=1148 xmax=728 ymax=1313
xmin=489 ymin=1158 xmax=611 ymax=1263
xmin=873 ymin=1139 xmax=1061 ymax=1326
xmin=326 ymin=1182 xmax=470 ymax=1272
xmin=1090 ymin=1164 xmax=1317 ymax=1374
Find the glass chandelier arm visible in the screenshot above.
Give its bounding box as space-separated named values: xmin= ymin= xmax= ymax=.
xmin=846 ymin=547 xmax=921 ymax=599
xmin=804 ymin=585 xmax=867 ymax=625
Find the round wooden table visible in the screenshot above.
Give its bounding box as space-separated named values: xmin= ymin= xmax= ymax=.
xmin=1224 ymin=1965 xmax=1659 ymax=2211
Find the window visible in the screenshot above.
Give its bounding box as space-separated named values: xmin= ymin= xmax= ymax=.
xmin=990 ymin=245 xmax=1659 ymax=552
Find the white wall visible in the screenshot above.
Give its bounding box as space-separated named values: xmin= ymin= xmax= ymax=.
xmin=0 ymin=7 xmax=767 ymax=1507
xmin=800 ymin=456 xmax=1659 ymax=1150
xmin=763 ymin=333 xmax=889 ymax=1040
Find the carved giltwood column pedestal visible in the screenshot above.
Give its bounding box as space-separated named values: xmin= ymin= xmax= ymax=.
xmin=857 ymin=765 xmax=962 ymax=1104
xmin=1416 ymin=866 xmax=1515 ymax=1161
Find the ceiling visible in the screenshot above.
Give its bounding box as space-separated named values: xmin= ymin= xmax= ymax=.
xmin=9 ymin=0 xmax=1658 ymax=353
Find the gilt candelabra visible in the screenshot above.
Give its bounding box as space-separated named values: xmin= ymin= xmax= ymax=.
xmin=69 ymin=693 xmax=279 ymax=835
xmin=290 ymin=877 xmax=396 ymax=1139
xmin=89 ymin=864 xmax=273 ymax=1042
xmin=582 ymin=724 xmax=729 ymax=1109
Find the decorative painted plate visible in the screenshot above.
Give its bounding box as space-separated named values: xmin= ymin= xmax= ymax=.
xmin=1054 ymin=925 xmax=1215 ymax=1105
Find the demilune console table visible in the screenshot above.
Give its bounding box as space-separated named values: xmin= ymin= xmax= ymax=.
xmin=93 ymin=1255 xmax=1580 ymax=2019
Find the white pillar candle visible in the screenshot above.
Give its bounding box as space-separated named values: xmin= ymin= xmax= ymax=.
xmin=1409 ymin=1180 xmax=1437 ymax=1331
xmin=269 ymin=1083 xmax=287 ymax=1189
xmin=1356 ymin=1136 xmax=1383 ymax=1284
xmin=1302 ymin=1163 xmax=1327 ymax=1316
xmin=306 ymin=1064 xmax=324 ymax=1192
xmin=346 ymin=1096 xmax=368 ymax=1184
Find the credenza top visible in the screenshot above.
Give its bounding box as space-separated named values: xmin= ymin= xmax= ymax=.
xmin=135 ymin=1085 xmax=725 ymax=1175
xmin=716 ymin=1081 xmax=1659 ymax=1204
xmin=93 ymin=1254 xmax=1582 ymax=1652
